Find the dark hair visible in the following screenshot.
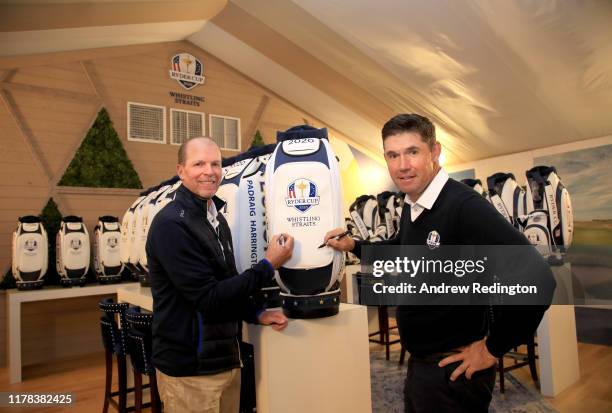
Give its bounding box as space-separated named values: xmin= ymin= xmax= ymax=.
xmin=381 ymin=114 xmax=436 ymax=148
xmin=177 ymin=136 xmax=216 ymax=164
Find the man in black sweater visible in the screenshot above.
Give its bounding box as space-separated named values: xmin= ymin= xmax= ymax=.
xmin=325 ymin=114 xmax=555 ymax=412
xmin=147 ymin=137 xmax=293 ymax=413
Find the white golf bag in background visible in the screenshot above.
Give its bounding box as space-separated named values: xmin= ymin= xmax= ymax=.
xmin=265 ymin=125 xmax=344 ymax=318
xmin=218 ymin=144 xmax=280 ymax=308
xmin=349 ymin=195 xmax=379 ymax=241
xmin=349 ymin=191 xmax=403 ymax=242
xmin=138 ymin=177 xmax=181 ymax=284
xmin=376 ymin=191 xmax=404 ymax=240
xmin=520 ymin=210 xmax=554 ymax=258
xmin=486 ymin=172 xmax=529 ymax=230
xmin=56 ymin=215 xmax=90 ymax=287
xmin=93 ymin=216 xmax=124 ymax=284
xmin=12 ymin=216 xmax=48 ymax=290
xmin=525 ymin=165 xmax=573 ymax=255
xmin=461 ymin=178 xmax=487 ymax=198
xmin=120 ymin=194 xmax=146 ymax=279
xmin=129 ymin=189 xmax=160 ymax=273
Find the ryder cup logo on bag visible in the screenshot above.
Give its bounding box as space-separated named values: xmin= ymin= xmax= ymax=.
xmin=70 ymin=239 xmax=82 ymax=251
xmin=285 ymin=179 xmax=320 ymax=213
xmin=169 ymin=53 xmax=205 ymax=90
xmin=107 ymin=237 xmax=118 ymax=248
xmin=24 ymin=239 xmax=38 ymax=253
xmin=426 ymin=230 xmax=441 ymax=250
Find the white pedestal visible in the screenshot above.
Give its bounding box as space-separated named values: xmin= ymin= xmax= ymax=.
xmin=537 ymin=263 xmax=580 ymax=397
xmin=343 ymin=265 xmax=381 ymax=335
xmin=246 ymin=303 xmax=371 ymax=413
xmin=344 ymin=264 xmax=360 ymax=304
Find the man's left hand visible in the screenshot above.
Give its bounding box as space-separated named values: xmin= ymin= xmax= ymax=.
xmin=257 ymin=310 xmax=289 ymax=331
xmin=438 ymin=338 xmax=497 ymax=381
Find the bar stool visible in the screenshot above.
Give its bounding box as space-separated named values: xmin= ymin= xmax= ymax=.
xmin=498 ymin=335 xmax=538 ymax=393
xmin=98 ymin=298 xmax=132 ymax=413
xmin=369 ymin=306 xmax=401 ymax=360
xmin=125 ymin=306 xmax=160 ymax=413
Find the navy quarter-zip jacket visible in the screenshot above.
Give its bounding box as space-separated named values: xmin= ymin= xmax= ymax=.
xmin=146 ymin=184 xmax=273 ymax=376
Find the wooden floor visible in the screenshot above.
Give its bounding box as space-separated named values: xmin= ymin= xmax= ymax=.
xmin=513 ymin=342 xmax=612 ymax=413
xmin=0 ymin=352 xmax=150 ymax=413
xmin=0 ymin=343 xmax=611 ymax=412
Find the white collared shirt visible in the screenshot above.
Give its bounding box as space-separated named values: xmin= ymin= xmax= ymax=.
xmin=404 ymin=168 xmax=449 ymax=222
xmin=206 ymin=199 xmax=219 ymax=233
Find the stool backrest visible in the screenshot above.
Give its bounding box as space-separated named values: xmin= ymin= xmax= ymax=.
xmin=125 ymin=306 xmax=154 ymax=374
xmin=98 ymin=298 xmax=128 ymax=355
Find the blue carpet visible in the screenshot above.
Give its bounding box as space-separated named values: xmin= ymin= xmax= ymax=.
xmin=370 ymin=348 xmax=558 ymax=413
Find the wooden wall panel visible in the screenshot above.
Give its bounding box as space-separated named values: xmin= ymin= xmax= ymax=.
xmin=55 ymin=187 xmax=141 ymax=231
xmin=0 ymin=96 xmax=49 ymax=186
xmin=0 ymin=292 xmax=5 ymax=367
xmin=9 ymin=89 xmax=99 ymax=181
xmin=9 ymin=63 xmax=95 ymax=96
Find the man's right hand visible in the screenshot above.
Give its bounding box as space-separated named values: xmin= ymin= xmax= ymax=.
xmin=265 ymin=234 xmax=294 ymax=269
xmin=324 ymin=228 xmax=355 ymax=252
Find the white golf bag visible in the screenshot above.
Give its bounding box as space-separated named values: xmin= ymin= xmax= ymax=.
xmin=461 ymin=178 xmax=487 ymax=198
xmin=138 ymin=177 xmax=181 ymax=282
xmin=56 ymin=215 xmax=90 ymax=287
xmin=375 ymin=191 xmax=404 ymax=240
xmin=120 ymin=194 xmax=145 ymax=279
xmin=12 ymin=216 xmax=48 ymax=290
xmin=519 ymin=210 xmax=554 ymax=258
xmin=265 ymin=125 xmax=344 ymax=318
xmin=128 ymin=184 xmax=168 ymax=279
xmin=487 ymin=172 xmax=529 ymax=230
xmin=349 ymin=195 xmax=379 ymax=241
xmin=218 ymin=144 xmax=280 ymax=308
xmin=525 ymin=166 xmax=573 ymax=254
xmin=93 ymin=216 xmax=124 ymax=283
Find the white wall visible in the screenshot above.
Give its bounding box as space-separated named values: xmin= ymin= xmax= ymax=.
xmin=447 ymin=135 xmax=612 ymax=186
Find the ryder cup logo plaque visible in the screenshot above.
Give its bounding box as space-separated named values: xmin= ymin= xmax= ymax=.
xmin=285 ymin=179 xmax=320 ymax=213
xmin=426 ymin=230 xmax=441 ymax=250
xmin=169 ymin=53 xmax=205 ymax=90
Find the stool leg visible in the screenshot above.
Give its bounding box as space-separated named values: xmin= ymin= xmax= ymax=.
xmin=377 ymin=306 xmax=385 ymax=343
xmin=527 ymin=337 xmax=539 ymax=383
xmin=399 ymin=347 xmax=406 ymax=366
xmin=149 ymin=372 xmax=160 ymax=413
xmin=117 ymin=354 xmax=128 ymax=413
xmin=381 ymin=307 xmax=391 ymax=360
xmin=133 ymin=371 xmax=142 ymax=413
xmin=103 ymin=350 xmax=112 ymax=413
xmin=498 ymin=357 xmax=505 ymax=394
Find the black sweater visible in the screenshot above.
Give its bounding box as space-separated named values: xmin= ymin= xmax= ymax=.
xmin=353 ymin=178 xmax=556 ymax=357
xmin=146 ymin=185 xmax=273 ymax=376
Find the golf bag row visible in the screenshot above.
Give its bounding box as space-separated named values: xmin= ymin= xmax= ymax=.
xmin=218 ymin=125 xmax=345 ymax=318
xmin=10 ymin=214 xmax=125 ymax=290
xmin=348 ymin=191 xmax=404 ymax=243
xmin=462 ymin=165 xmax=573 ymax=260
xmin=119 ymin=176 xmax=182 ymax=286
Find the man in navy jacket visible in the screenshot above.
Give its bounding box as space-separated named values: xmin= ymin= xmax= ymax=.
xmin=325 ymin=114 xmax=555 ymax=413
xmin=147 ymin=137 xmax=293 ymax=413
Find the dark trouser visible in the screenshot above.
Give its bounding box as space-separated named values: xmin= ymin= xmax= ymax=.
xmin=404 ymin=353 xmax=496 ymax=413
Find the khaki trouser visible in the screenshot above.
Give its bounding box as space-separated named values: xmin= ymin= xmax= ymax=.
xmin=156 ymin=368 xmax=241 ymax=413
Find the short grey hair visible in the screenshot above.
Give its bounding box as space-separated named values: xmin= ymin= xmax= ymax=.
xmin=178 ymin=136 xmax=218 ymax=165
